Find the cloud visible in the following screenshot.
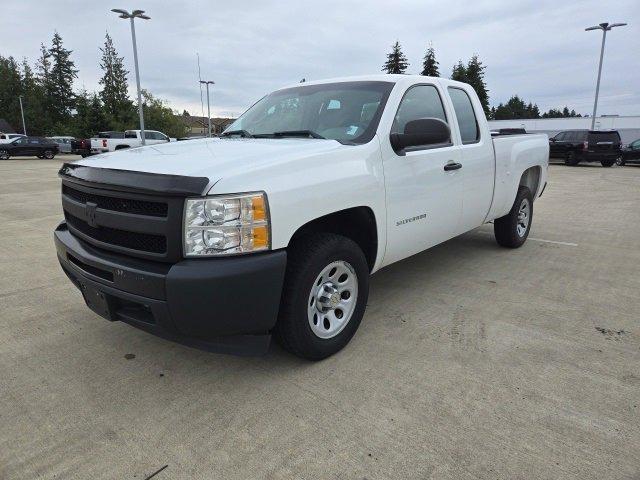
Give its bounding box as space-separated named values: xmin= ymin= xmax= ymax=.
xmin=2 ymin=0 xmax=639 ymax=116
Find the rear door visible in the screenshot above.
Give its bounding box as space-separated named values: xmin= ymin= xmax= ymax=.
xmin=446 ymin=86 xmax=495 ymax=233
xmin=381 ymin=82 xmax=463 ymax=265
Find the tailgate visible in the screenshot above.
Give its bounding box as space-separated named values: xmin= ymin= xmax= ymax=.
xmin=589 ymin=131 xmax=620 ymax=151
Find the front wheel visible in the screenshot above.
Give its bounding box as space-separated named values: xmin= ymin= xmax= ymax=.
xmin=274 ymin=233 xmax=369 ymax=360
xmin=564 ymin=152 xmax=579 ymax=166
xmin=0 ymin=149 xmax=9 ymax=160
xmin=43 ymin=150 xmax=55 ymax=159
xmin=494 ymin=186 xmax=533 ymax=248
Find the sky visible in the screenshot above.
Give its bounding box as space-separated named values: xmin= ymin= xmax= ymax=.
xmin=3 ymin=0 xmax=639 ymax=118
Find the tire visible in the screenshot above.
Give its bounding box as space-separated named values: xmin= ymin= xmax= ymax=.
xmin=616 ymin=156 xmax=625 ymax=166
xmin=564 ymin=151 xmax=579 ymax=166
xmin=0 ymin=149 xmax=9 ymax=160
xmin=601 ymin=159 xmax=614 ymax=167
xmin=274 ymin=233 xmax=370 ymax=360
xmin=43 ymin=150 xmax=55 ymax=159
xmin=494 ymin=186 xmax=533 ymax=248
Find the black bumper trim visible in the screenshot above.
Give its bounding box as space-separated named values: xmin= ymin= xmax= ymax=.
xmin=55 ymin=222 xmax=287 ymax=356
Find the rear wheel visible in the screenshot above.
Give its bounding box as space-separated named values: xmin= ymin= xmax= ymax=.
xmin=274 ymin=233 xmax=369 ymax=360
xmin=601 ymin=159 xmax=615 ymax=167
xmin=43 ymin=150 xmax=55 ymax=159
xmin=494 ymin=186 xmax=533 ymax=248
xmin=0 ymin=149 xmax=9 ymax=160
xmin=564 ymin=152 xmax=579 ymax=166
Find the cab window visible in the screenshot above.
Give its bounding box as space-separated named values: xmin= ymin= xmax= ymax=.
xmin=448 ymin=87 xmax=479 ymax=144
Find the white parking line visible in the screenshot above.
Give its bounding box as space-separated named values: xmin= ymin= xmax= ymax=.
xmin=528 ymin=237 xmax=578 ymax=247
xmin=476 ymin=230 xmax=578 ymax=247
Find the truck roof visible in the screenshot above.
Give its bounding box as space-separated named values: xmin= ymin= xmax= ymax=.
xmin=281 ymin=74 xmax=469 ymax=90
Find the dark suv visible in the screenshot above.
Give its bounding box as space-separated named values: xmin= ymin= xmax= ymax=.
xmin=0 ymin=136 xmax=59 ymax=160
xmin=549 ymin=130 xmax=621 ymax=167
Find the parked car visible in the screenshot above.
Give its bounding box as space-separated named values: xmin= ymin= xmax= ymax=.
xmin=90 ymin=129 xmax=172 ymax=154
xmin=0 ymin=136 xmax=59 ymax=159
xmin=549 ymin=129 xmax=621 ymax=167
xmin=71 ymin=138 xmax=93 ymax=157
xmin=54 ymin=74 xmax=549 ymax=360
xmin=617 ymin=138 xmax=640 ymax=166
xmin=48 ymin=136 xmax=75 ymax=154
xmin=0 ymin=132 xmax=26 ymax=143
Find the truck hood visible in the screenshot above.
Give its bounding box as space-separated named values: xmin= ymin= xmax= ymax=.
xmin=74 ymin=137 xmax=348 ymax=186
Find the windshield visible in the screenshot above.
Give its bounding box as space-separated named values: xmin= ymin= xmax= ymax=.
xmin=224 ymin=81 xmax=394 ymax=144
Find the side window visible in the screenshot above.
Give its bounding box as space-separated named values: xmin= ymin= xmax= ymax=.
xmin=448 ymin=87 xmax=479 ymax=144
xmin=556 ymin=132 xmax=566 ymax=141
xmin=632 ymin=140 xmax=640 ymax=150
xmin=392 ymin=85 xmax=447 ymax=135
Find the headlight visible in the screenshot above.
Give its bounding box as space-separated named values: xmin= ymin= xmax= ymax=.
xmin=184 ymin=192 xmax=270 ymax=256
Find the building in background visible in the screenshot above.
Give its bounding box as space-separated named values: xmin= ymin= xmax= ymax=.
xmin=488 ymin=116 xmax=640 ymax=144
xmin=178 ymin=114 xmax=235 ymax=137
xmin=0 ymin=119 xmax=16 ymax=134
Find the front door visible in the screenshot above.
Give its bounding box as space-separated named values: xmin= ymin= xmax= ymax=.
xmin=381 ymin=83 xmax=463 ymax=266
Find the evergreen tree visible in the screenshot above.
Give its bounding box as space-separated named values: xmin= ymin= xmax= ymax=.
xmin=382 ymin=41 xmax=409 ymax=74
xmin=450 ymin=61 xmax=468 ymax=83
xmin=48 ymin=32 xmax=78 ymax=127
xmin=492 ymin=95 xmax=541 ymax=120
xmin=420 ymin=44 xmax=439 ymax=77
xmin=0 ymin=56 xmax=23 ymax=129
xmin=465 ymin=54 xmax=490 ymax=116
xmin=21 ymin=58 xmax=48 ymax=135
xmin=141 ymin=90 xmax=187 ymax=138
xmin=99 ymin=32 xmax=134 ymax=129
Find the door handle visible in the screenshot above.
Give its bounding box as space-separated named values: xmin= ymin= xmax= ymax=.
xmin=444 ymin=162 xmax=462 ymax=171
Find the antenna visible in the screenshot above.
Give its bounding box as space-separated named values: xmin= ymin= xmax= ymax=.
xmin=197 ymin=53 xmax=205 ymax=120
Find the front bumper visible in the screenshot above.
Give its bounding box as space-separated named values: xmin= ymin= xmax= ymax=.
xmin=54 ymin=222 xmax=287 ymax=355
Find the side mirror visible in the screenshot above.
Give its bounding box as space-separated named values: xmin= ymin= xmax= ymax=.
xmin=390 ymin=118 xmax=451 ymax=153
xmin=550 ymin=138 xmax=556 ymax=142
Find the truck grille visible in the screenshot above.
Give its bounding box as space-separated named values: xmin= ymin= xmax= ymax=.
xmin=65 ymin=211 xmax=167 ymax=254
xmin=62 ymin=185 xmax=168 ymax=217
xmin=61 ymin=180 xmax=185 ymax=262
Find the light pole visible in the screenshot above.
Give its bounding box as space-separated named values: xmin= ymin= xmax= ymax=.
xmin=111 ymin=8 xmax=150 ymax=145
xmin=585 ymin=22 xmax=627 ymax=130
xmin=199 ymin=80 xmax=214 ymax=137
xmin=18 ymin=96 xmax=26 ymax=135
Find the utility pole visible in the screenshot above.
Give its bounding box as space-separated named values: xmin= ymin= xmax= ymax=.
xmin=18 ymin=96 xmax=27 ymax=135
xmin=200 ymin=80 xmax=214 ymax=137
xmin=585 ymin=22 xmax=627 ymax=130
xmin=111 ymin=8 xmax=150 ymax=144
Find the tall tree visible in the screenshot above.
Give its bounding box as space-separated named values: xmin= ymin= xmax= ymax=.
xmin=141 ymin=90 xmax=187 ymax=138
xmin=465 ymin=54 xmax=490 ymax=116
xmin=48 ymin=32 xmax=78 ymax=127
xmin=450 ymin=60 xmax=467 ymax=83
xmin=0 ymin=55 xmax=23 ymax=132
xmin=492 ymin=95 xmax=540 ymax=120
xmin=99 ymin=32 xmax=134 ymax=129
xmin=420 ymin=44 xmax=439 ymax=77
xmin=382 ymin=41 xmax=409 ymax=74
xmin=21 ymin=57 xmax=48 ymax=135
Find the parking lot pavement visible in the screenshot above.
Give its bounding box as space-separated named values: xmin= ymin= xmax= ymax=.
xmin=1 ymin=159 xmax=639 ymax=480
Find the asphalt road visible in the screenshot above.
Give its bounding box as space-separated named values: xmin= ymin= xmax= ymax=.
xmin=1 ymin=157 xmax=639 ymax=479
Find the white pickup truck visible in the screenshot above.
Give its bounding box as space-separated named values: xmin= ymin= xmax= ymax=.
xmin=90 ymin=129 xmax=171 ymax=154
xmin=54 ymin=75 xmax=548 ymax=359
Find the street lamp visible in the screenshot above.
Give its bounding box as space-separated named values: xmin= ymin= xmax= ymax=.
xmin=199 ymin=80 xmax=214 ymax=137
xmin=111 ymin=8 xmax=150 ymax=145
xmin=18 ymin=96 xmax=26 ymax=135
xmin=585 ymin=22 xmax=627 ymax=130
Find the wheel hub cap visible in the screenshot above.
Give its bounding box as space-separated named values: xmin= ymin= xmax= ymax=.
xmin=517 ymin=199 xmax=530 ymax=237
xmin=308 ymin=261 xmax=358 ymax=339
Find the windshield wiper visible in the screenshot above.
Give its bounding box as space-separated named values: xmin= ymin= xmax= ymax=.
xmin=221 ymin=129 xmax=253 ymax=138
xmin=272 ymin=130 xmax=325 ymax=139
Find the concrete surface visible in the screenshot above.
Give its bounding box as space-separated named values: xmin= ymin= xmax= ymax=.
xmin=1 ymin=157 xmax=639 ymax=480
